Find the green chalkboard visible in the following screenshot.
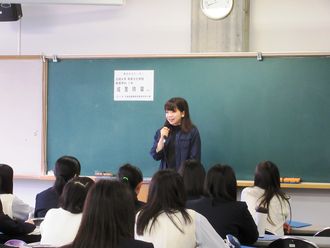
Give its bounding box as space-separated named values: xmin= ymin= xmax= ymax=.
xmin=47 ymin=55 xmax=330 ymax=182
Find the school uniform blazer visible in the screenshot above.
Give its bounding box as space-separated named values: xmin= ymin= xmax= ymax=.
xmin=34 ymin=187 xmax=59 ymax=218
xmin=0 ymin=213 xmax=35 ymax=235
xmin=150 ymin=126 xmax=201 ymax=170
xmin=186 ymin=197 xmax=259 ymax=245
xmin=118 ymin=238 xmax=154 ymax=248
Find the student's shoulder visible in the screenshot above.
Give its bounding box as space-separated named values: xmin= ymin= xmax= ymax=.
xmin=235 ymin=200 xmax=251 ymax=211
xmin=241 ymin=186 xmax=263 ymax=196
xmin=0 ymin=193 xmax=15 ymax=202
xmin=36 ymin=187 xmax=57 ymax=199
xmin=41 ymin=207 xmax=60 ymax=222
xmin=186 ymin=197 xmax=209 ymax=208
xmin=36 ymin=186 xmax=53 ymax=195
xmin=133 ymin=239 xmax=154 ymax=248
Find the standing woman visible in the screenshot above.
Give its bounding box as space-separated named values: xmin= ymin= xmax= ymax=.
xmin=150 ymin=97 xmax=201 ymax=171
xmin=241 ymin=161 xmax=291 ymax=235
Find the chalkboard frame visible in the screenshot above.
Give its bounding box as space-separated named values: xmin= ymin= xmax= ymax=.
xmin=45 ymin=53 xmax=330 ymax=184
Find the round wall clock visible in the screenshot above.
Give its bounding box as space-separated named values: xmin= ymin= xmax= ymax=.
xmin=200 ymin=0 xmax=234 ymax=20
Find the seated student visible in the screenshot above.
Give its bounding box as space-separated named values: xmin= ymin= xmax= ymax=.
xmin=0 ymin=164 xmax=33 ymax=221
xmin=40 ymin=177 xmax=94 ymax=247
xmin=186 ymin=164 xmax=258 ymax=245
xmin=0 ymin=199 xmax=36 ymax=243
xmin=135 ymin=169 xmax=228 ymax=248
xmin=117 ymin=163 xmax=145 ymax=211
xmin=61 ymin=180 xmax=153 ymax=248
xmin=178 ymin=159 xmax=205 ymax=200
xmin=241 ymin=161 xmax=291 ymax=236
xmin=34 ymin=155 xmax=81 ymax=218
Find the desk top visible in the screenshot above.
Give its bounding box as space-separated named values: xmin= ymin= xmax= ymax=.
xmin=236 ymin=180 xmax=330 ymax=189
xmin=255 ymin=235 xmax=330 ymax=248
xmin=290 ymin=224 xmax=325 ymax=236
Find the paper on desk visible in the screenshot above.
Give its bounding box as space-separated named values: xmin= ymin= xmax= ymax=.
xmin=288 ymin=220 xmax=312 ymax=228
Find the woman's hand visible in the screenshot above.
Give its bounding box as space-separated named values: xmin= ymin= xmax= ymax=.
xmin=160 ymin=126 xmax=170 ymax=140
xmin=156 ymin=127 xmax=170 ymax=152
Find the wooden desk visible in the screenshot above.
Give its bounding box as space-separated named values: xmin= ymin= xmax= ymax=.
xmin=255 ymin=235 xmax=330 ymax=248
xmin=137 ymin=181 xmax=150 ymax=203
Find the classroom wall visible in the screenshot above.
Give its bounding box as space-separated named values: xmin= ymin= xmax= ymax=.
xmin=2 ymin=0 xmax=330 ymax=225
xmin=1 ymin=0 xmax=330 ymax=55
xmin=249 ymin=0 xmax=330 ymax=52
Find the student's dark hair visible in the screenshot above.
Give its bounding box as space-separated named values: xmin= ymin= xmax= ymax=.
xmin=65 ymin=180 xmax=135 ymax=248
xmin=0 ymin=164 xmax=13 ymax=194
xmin=53 ymin=156 xmax=81 ymax=195
xmin=254 ymin=161 xmax=291 ymax=224
xmin=204 ymin=164 xmax=237 ymax=202
xmin=117 ymin=163 xmax=143 ymax=197
xmin=164 ymin=97 xmax=193 ymax=132
xmin=60 ymin=177 xmax=94 ymax=214
xmin=178 ymin=159 xmax=205 ymax=199
xmin=136 ymin=169 xmax=191 ymax=235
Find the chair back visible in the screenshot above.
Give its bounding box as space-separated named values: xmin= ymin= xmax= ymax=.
xmin=268 ymin=237 xmax=319 ymax=248
xmin=226 ymin=234 xmax=241 ymax=248
xmin=314 ymin=227 xmax=330 ymax=237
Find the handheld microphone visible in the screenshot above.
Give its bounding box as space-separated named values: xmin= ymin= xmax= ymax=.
xmin=163 ymin=132 xmax=169 ymax=143
xmin=162 ymin=123 xmax=171 ymax=143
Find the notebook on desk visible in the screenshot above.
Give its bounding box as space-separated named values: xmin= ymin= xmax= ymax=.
xmin=288 ymin=220 xmax=312 ymax=228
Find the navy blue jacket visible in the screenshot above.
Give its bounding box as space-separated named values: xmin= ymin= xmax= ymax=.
xmin=187 ymin=197 xmax=258 ymax=245
xmin=34 ymin=187 xmax=59 ymax=218
xmin=150 ymin=126 xmax=201 ymax=170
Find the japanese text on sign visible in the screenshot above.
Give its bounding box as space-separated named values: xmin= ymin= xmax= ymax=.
xmin=114 ymin=70 xmax=154 ymax=101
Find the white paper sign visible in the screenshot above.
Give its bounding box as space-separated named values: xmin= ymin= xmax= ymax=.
xmin=114 ymin=70 xmax=154 ymax=101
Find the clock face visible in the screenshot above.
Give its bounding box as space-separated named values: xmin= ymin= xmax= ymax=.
xmin=200 ymin=0 xmax=234 ymax=20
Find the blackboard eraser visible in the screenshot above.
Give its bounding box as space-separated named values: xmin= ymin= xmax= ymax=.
xmin=95 ymin=171 xmax=113 ymax=176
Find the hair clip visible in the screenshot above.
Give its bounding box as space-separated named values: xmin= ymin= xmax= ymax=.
xmin=122 ymin=176 xmax=129 ymax=182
